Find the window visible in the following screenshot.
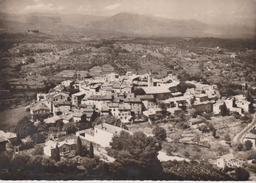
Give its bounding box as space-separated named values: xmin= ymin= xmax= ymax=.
xmin=63 ymin=148 xmax=65 ymax=152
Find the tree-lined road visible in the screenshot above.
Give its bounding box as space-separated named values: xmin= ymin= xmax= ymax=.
xmin=233 ymin=113 xmax=256 ymax=143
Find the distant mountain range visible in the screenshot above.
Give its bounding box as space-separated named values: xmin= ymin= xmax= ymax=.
xmin=0 ymin=12 xmax=254 ymax=39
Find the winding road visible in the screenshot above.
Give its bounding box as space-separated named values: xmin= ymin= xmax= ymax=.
xmin=233 ymin=113 xmax=256 ymax=143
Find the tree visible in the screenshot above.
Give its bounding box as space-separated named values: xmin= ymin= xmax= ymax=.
xmin=80 ymin=157 xmax=97 ymax=170
xmin=10 ymin=154 xmax=30 ymax=172
xmin=26 ymin=155 xmax=44 ymax=173
xmin=249 ymin=97 xmax=255 ymax=113
xmin=15 ymin=116 xmax=36 ymax=139
xmin=80 ymin=114 xmax=87 ymax=123
xmin=176 ymin=82 xmax=196 ymax=94
xmin=198 ymin=125 xmax=210 ymax=133
xmin=235 ymin=167 xmax=250 ymax=180
xmin=33 ymin=132 xmax=47 ymax=144
xmin=53 ymin=144 xmax=60 ymax=162
xmin=158 ymin=102 xmax=168 ymax=117
xmin=108 ymin=131 xmax=162 ymax=179
xmin=32 ymin=144 xmax=44 ymax=155
xmin=63 ymin=123 xmax=77 ymax=134
xmin=152 ymin=126 xmax=167 ymax=141
xmin=76 ymin=136 xmax=83 ymax=156
xmin=224 ymin=134 xmax=231 ymax=142
xmin=210 ymin=127 xmax=216 ymax=137
xmin=245 ymin=140 xmax=253 ymax=150
xmin=220 ymin=103 xmax=228 ymax=116
xmin=89 ymin=142 xmax=94 ymax=158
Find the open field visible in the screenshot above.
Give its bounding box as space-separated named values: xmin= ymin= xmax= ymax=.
xmin=0 ymin=106 xmax=30 ymax=131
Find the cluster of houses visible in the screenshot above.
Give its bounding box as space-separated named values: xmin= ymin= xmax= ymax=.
xmin=29 ymin=71 xmax=253 ymax=131
xmin=2 ymin=71 xmax=251 ymax=159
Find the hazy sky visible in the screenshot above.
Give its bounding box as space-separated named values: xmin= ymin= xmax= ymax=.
xmin=0 ymin=0 xmax=256 ymax=25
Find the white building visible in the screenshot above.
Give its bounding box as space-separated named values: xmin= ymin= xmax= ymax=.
xmin=76 ymin=123 xmax=131 ymax=147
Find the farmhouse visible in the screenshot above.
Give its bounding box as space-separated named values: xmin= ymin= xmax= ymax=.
xmin=44 ymin=139 xmax=76 ymax=158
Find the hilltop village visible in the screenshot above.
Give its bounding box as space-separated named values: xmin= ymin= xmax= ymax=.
xmin=1 ymin=69 xmax=256 ymax=180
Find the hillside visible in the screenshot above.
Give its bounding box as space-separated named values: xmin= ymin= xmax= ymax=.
xmin=85 ymin=12 xmax=255 ymax=38
xmin=86 ymin=12 xmax=209 ymax=37
xmin=0 ymin=12 xmax=254 ymax=38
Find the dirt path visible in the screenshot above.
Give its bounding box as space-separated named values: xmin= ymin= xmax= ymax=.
xmin=233 ymin=113 xmax=256 ymax=143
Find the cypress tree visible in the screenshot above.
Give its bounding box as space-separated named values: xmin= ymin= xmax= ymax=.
xmin=221 ymin=103 xmax=228 ymax=116
xmin=76 ymin=136 xmax=83 ymax=156
xmin=89 ymin=142 xmax=94 ymax=158
xmin=55 ymin=144 xmax=60 ymax=162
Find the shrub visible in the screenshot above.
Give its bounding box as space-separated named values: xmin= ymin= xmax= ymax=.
xmin=245 ymin=140 xmax=253 ymax=150
xmin=235 ymin=167 xmax=250 ymax=180
xmin=184 ymin=151 xmax=190 ymax=158
xmin=32 ymin=144 xmax=44 ymax=155
xmin=19 ymin=136 xmax=34 ymax=150
xmin=152 ymin=126 xmax=167 ymax=141
xmin=247 ymin=150 xmax=256 ymax=160
xmin=223 ymin=133 xmax=231 ymax=142
xmin=63 ymin=123 xmax=77 ymax=134
xmin=198 ymin=125 xmax=210 ymax=133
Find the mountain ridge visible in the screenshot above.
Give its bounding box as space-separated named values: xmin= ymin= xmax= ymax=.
xmin=0 ymin=12 xmax=254 ymax=39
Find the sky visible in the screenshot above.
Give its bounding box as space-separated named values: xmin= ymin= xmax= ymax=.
xmin=0 ymin=0 xmax=256 ymax=25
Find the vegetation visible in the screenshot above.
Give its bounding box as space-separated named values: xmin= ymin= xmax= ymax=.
xmin=162 ymin=160 xmax=234 ymax=180
xmin=107 ymin=131 xmax=162 ymax=179
xmin=89 ymin=142 xmax=94 ymax=159
xmin=76 ymin=136 xmax=83 ymax=156
xmin=152 ymin=126 xmax=167 ymax=141
xmin=15 ymin=116 xmax=36 ymax=139
xmin=245 ymin=140 xmax=253 ymax=150
xmin=54 ymin=144 xmax=60 ymax=162
xmin=235 ymin=168 xmax=250 ymax=180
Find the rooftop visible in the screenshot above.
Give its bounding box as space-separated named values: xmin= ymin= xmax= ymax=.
xmin=141 ymin=86 xmax=171 ymax=94
xmin=44 ymin=116 xmax=62 ymax=124
xmin=32 ymin=102 xmax=50 ymax=112
xmin=124 ymin=98 xmax=142 ymax=103
xmin=72 ymin=91 xmax=86 ymax=96
xmin=45 ymin=139 xmax=76 ymax=149
xmin=136 ymin=95 xmax=154 ymax=100
xmin=95 ymin=123 xmax=129 ymax=135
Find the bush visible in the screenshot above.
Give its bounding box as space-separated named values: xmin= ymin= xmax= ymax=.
xmin=152 ymin=126 xmax=167 ymax=141
xmin=232 ymin=111 xmax=240 ymax=119
xmin=184 ymin=151 xmax=190 ymax=158
xmin=198 ymin=125 xmax=210 ymax=133
xmin=175 ymin=122 xmax=190 ymax=129
xmin=63 ymin=123 xmax=77 ymax=134
xmin=224 ymin=134 xmax=231 ymax=142
xmin=32 ymin=144 xmax=44 ymax=155
xmin=232 ymin=142 xmax=245 ymax=152
xmin=19 ymin=136 xmax=34 ymax=151
xmin=80 ymin=157 xmax=97 ymax=170
xmin=245 ymin=140 xmax=253 ymax=150
xmin=235 ymin=167 xmax=250 ymax=180
xmin=247 ymin=150 xmax=256 ymax=160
